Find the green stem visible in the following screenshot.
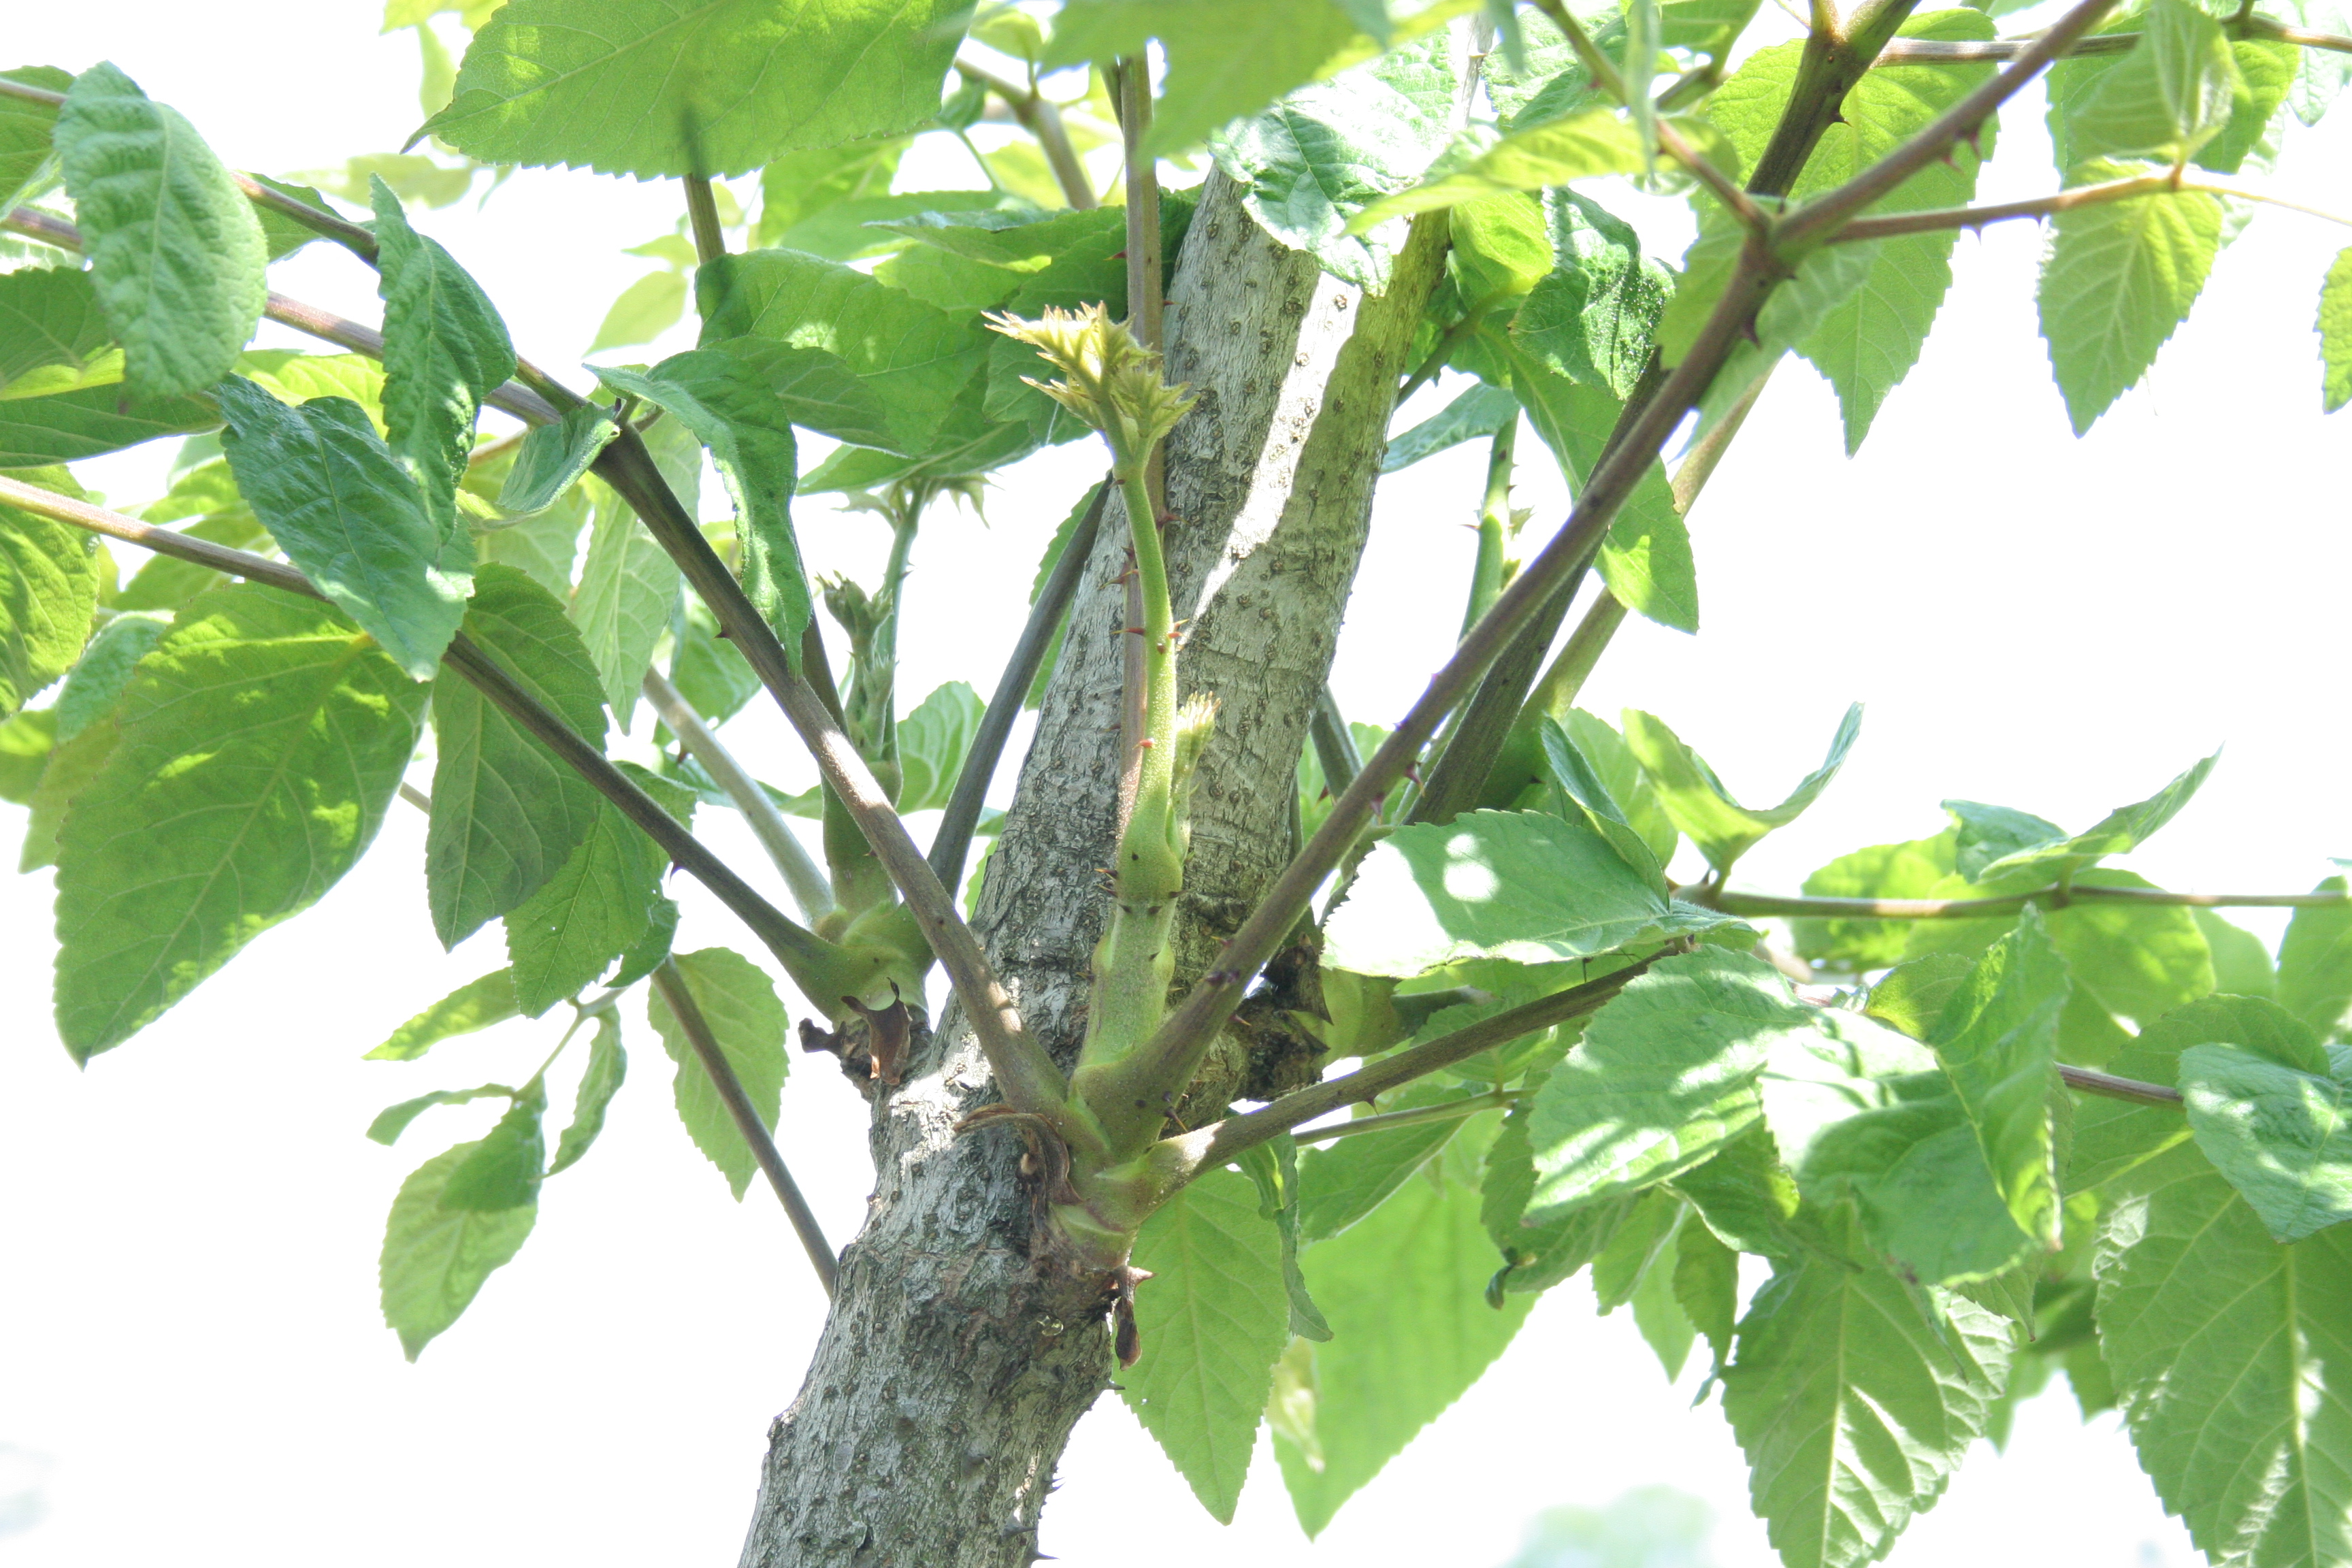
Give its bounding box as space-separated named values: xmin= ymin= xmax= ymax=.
xmin=1710 ymin=886 xmax=2352 ymax=918
xmin=1461 ymin=419 xmax=1516 ymax=640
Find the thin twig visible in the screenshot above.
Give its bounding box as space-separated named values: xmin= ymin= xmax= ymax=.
xmin=958 ymin=59 xmax=1098 ymax=209
xmin=683 ymin=174 xmax=728 ymax=265
xmin=2059 ymin=1064 xmax=2183 ymax=1107
xmin=1712 ymin=886 xmax=2352 ymax=917
xmin=641 ymin=668 xmax=833 ymax=924
xmin=1876 ymin=16 xmax=2352 ymax=61
xmin=928 ymin=478 xmax=1108 ymax=892
xmin=1308 ymin=688 xmax=1362 ymax=799
xmin=1292 ymin=1092 xmax=1518 ymax=1145
xmin=1777 ymin=0 xmax=2125 ymax=250
xmin=1825 ymin=172 xmax=2174 ymax=243
xmin=652 ymin=959 xmax=840 ymax=1294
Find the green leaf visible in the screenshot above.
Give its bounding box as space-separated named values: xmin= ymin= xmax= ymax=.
xmin=18 ymin=720 xmax=112 ymax=873
xmin=2096 ymin=1139 xmax=2352 ymax=1566
xmin=1297 ymin=1085 xmax=1483 ymax=1243
xmin=1621 ymin=703 xmax=1861 ymax=874
xmin=1120 ymin=1166 xmax=1291 ymax=1524
xmin=0 ymin=487 xmax=99 ymax=718
xmin=697 ymin=248 xmax=990 ymax=460
xmin=1512 ymin=188 xmax=1673 ymax=401
xmin=1322 ymin=808 xmax=1712 ymax=978
xmin=1927 ymin=909 xmax=2070 ymax=1250
xmin=1382 ymin=382 xmax=1516 ymax=473
xmin=367 ymin=1082 xmax=515 ymax=1145
xmin=755 ymin=137 xmax=906 ymax=249
xmin=52 ymin=610 xmax=170 ymax=741
xmin=235 ymin=350 xmax=391 ymax=427
xmin=1537 ymin=718 xmax=1669 ymax=892
xmin=1667 ymin=1124 xmax=1805 ymax=1258
xmin=246 ymin=175 xmax=338 ymax=261
xmin=646 ymin=947 xmax=787 ymax=1200
xmin=496 ymin=404 xmax=619 ymax=518
xmin=477 ymin=480 xmax=589 ymax=600
xmin=569 ymin=478 xmax=681 ymax=727
xmin=2200 ymin=39 xmax=2300 ymax=174
xmin=1956 ymin=752 xmax=2216 ymax=884
xmin=1207 ymin=35 xmax=1460 ymax=293
xmin=2069 ymin=0 xmax=2238 ymax=163
xmin=549 ymin=1010 xmax=627 ymax=1174
xmin=2038 ymin=167 xmax=2221 ymax=436
xmin=1237 ymin=1134 xmax=1331 ymax=1341
xmin=53 ymin=584 xmax=427 ymax=1058
xmin=702 ymin=337 xmax=898 ymax=452
xmin=1789 ymin=830 xmax=1959 ymax=969
xmin=2323 ymin=248 xmax=2352 ymax=414
xmin=0 ymin=267 xmax=114 ymax=393
xmin=1044 ymin=0 xmax=1369 ymax=157
xmin=2196 ymin=907 xmax=2276 ymax=998
xmin=668 ymin=595 xmax=760 ymax=724
xmin=1275 ymin=1169 xmax=1535 ymax=1537
xmin=892 ymin=680 xmax=982 ymax=813
xmin=0 ymin=382 xmax=219 ymax=467
xmin=370 ymin=175 xmax=516 ymax=552
xmin=368 ymin=967 xmax=521 ymax=1060
xmin=1674 ymin=1219 xmax=1740 ymax=1373
xmin=1498 ymin=338 xmax=1695 ymax=633
xmin=380 ymin=1138 xmax=537 ymax=1360
xmin=441 ymin=1085 xmax=548 ymax=1210
xmin=1483 ymin=1091 xmax=1644 ymax=1294
xmin=610 ymin=892 xmax=680 ymax=990
xmin=0 ymin=66 xmax=69 ymax=208
xmin=503 ymin=765 xmax=693 ymax=1016
xmin=426 ymin=564 xmax=608 ymax=948
xmin=0 ymin=706 xmax=55 ymax=804
xmin=588 ymin=272 xmax=688 ymax=355
xmin=422 ymin=0 xmax=967 ymax=179
xmin=213 ymin=378 xmax=471 ymax=680
xmin=2066 ymin=995 xmax=2264 ymax=1193
xmin=54 ymin=63 xmax=265 ymax=399
xmin=1524 ymin=947 xmax=1824 ymax=1222
xmin=2279 ymin=877 xmax=2352 ymax=1037
xmin=596 ymin=349 xmax=808 ymax=649
xmin=1351 ymin=107 xmax=1647 ymax=227
xmin=2181 ymin=1028 xmax=2352 ymax=1243
xmin=1722 ymin=1237 xmax=2014 ymax=1568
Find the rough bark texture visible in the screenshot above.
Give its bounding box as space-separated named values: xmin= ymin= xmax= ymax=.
xmin=734 ymin=174 xmax=1443 ymax=1568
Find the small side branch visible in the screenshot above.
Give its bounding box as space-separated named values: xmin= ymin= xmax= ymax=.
xmin=1825 ymin=172 xmax=2174 ymax=242
xmin=642 ymin=668 xmax=833 ymax=924
xmin=651 ymin=959 xmax=840 ymax=1294
xmin=2060 ymin=1065 xmax=2182 ymax=1107
xmin=1711 ymin=885 xmax=2352 ymax=918
xmin=959 ymin=59 xmax=1098 ymax=210
xmin=928 ymin=478 xmax=1109 ymax=892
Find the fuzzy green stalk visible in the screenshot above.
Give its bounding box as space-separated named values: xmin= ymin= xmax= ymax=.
xmin=1460 ymin=420 xmax=1517 ymax=639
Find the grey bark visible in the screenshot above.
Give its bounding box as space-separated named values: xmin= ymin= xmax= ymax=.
xmin=734 ymin=174 xmax=1445 ymax=1568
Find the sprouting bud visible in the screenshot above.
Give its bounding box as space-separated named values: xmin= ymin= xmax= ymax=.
xmin=1167 ymin=691 xmax=1222 ymax=834
xmin=986 ymin=304 xmax=1196 ymax=470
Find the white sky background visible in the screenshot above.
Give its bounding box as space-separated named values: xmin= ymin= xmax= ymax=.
xmin=3 ymin=2 xmax=2348 ymax=1564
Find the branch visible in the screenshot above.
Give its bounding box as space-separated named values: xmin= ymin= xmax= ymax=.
xmin=2060 ymin=1064 xmax=2182 ymax=1107
xmin=1097 ymin=248 xmax=1784 ymax=1122
xmin=1876 ymin=14 xmax=2352 ymax=62
xmin=1166 ymin=958 xmax=1659 ymax=1173
xmin=959 ymin=59 xmax=1098 ymax=210
xmin=683 ymin=174 xmax=728 ymax=265
xmin=651 ymin=958 xmax=840 ymax=1294
xmin=0 ymin=474 xmax=847 ymax=1002
xmin=1292 ymin=1090 xmax=1516 ymax=1145
xmin=1824 ymin=172 xmax=2174 ymax=242
xmin=642 ymin=668 xmax=833 ymax=924
xmin=928 ymin=476 xmax=1107 ymax=892
xmin=1308 ymin=687 xmax=1362 ymax=798
xmin=1778 ymin=0 xmax=2127 ymax=250
xmin=1712 ymin=885 xmax=2352 ymax=918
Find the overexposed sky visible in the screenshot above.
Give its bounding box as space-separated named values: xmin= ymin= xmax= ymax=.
xmin=4 ymin=3 xmax=2349 ymax=1565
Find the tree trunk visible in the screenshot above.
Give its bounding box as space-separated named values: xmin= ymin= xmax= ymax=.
xmin=734 ymin=175 xmax=1445 ymax=1568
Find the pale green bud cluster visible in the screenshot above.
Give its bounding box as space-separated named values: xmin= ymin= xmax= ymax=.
xmin=986 ymin=304 xmax=1196 ymax=473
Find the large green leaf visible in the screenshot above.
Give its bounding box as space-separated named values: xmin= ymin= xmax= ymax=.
xmin=1322 ymin=808 xmax=1713 ymax=977
xmin=0 ymin=65 xmax=69 ymax=207
xmin=368 ymin=967 xmax=521 ymax=1060
xmin=1382 ymin=382 xmax=1518 ymax=473
xmin=2171 ymin=998 xmax=2352 ymax=1242
xmin=1352 ymin=107 xmax=1648 ymax=227
xmin=1045 ymin=0 xmax=1371 ymax=157
xmin=1121 ymin=1167 xmax=1291 ymax=1524
xmin=595 ymin=350 xmax=808 ymax=648
xmin=646 ymin=947 xmax=787 ymax=1199
xmin=1950 ymin=753 xmax=2216 ymax=885
xmin=0 ymin=382 xmax=219 ymax=466
xmin=698 ymin=248 xmax=990 ymax=459
xmin=53 ymin=63 xmax=265 ymax=399
xmin=2066 ymin=994 xmax=2259 ymax=1194
xmin=1788 ymin=830 xmax=1958 ymax=969
xmin=569 ymin=478 xmax=680 ymax=727
xmin=52 ymin=585 xmax=426 ymax=1058
xmin=702 ymin=337 xmax=897 ymax=451
xmin=1722 ymin=1233 xmax=2015 ymax=1568
xmin=892 ymin=680 xmax=981 ymax=813
xmin=1275 ymin=1169 xmax=1535 ymax=1537
xmin=2278 ymin=877 xmax=2352 ymax=1038
xmin=426 ymin=564 xmax=607 ymax=948
xmin=1621 ymin=703 xmax=1861 ymax=874
xmin=0 ymin=486 xmax=99 ymax=717
xmin=214 ymin=377 xmax=471 ymax=680
xmin=380 ymin=1138 xmax=538 ymax=1360
xmin=1499 ymin=339 xmax=1695 ymax=632
xmin=503 ymin=764 xmax=693 ymax=1016
xmin=1524 ymin=947 xmax=1822 ymax=1222
xmin=370 ymin=176 xmax=516 ymax=551
xmin=2038 ymin=168 xmax=2221 ymax=435
xmin=2068 ymin=0 xmax=2238 ymax=164
xmin=1297 ymin=1083 xmax=1486 ymax=1243
xmin=1928 ymin=909 xmax=2070 ymax=1250
xmin=495 ymin=404 xmax=619 ymax=519
xmin=1512 ymin=188 xmax=1672 ymax=401
xmin=2097 ymin=1139 xmax=2352 ymax=1566
xmin=0 ymin=267 xmax=113 ymax=393
xmin=52 ymin=610 xmax=170 ymax=743
xmin=1207 ymin=35 xmax=1459 ymax=293
xmin=2324 ymin=249 xmax=2352 ymax=414
xmin=421 ymin=0 xmax=966 ymax=178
